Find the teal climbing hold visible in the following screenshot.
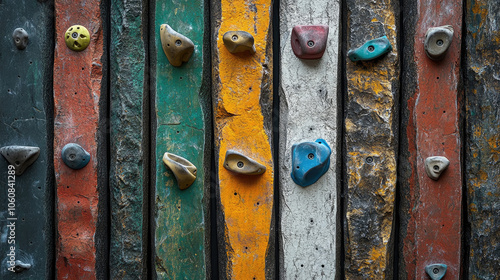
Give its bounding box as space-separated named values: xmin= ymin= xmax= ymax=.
xmin=425 ymin=264 xmax=447 ymax=280
xmin=61 ymin=143 xmax=90 ymax=170
xmin=291 ymin=139 xmax=331 ymax=187
xmin=347 ymin=36 xmax=392 ymax=62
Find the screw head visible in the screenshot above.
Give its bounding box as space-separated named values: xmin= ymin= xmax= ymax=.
xmin=308 ymin=153 xmax=315 ymax=160
xmin=237 ymin=161 xmax=244 ymax=168
xmin=368 ymin=45 xmax=375 ymax=52
xmin=436 ymin=39 xmax=444 ymax=46
xmin=232 ymin=35 xmax=238 ymax=41
xmin=307 ymin=40 xmax=315 ymax=47
xmin=175 ymin=39 xmax=182 ymax=46
xmin=366 ymin=157 xmax=374 ymax=163
xmin=433 ymin=268 xmax=439 ymax=274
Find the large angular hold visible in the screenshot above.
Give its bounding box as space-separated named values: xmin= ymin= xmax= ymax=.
xmin=61 ymin=143 xmax=90 ymax=170
xmin=347 ymin=35 xmax=392 ymax=62
xmin=425 ymin=264 xmax=447 ymax=280
xmin=0 ymin=145 xmax=40 ymax=176
xmin=223 ymin=150 xmax=266 ymax=175
xmin=291 ymin=139 xmax=331 ymax=187
xmin=162 ymin=152 xmax=197 ymax=190
xmin=425 ymin=25 xmax=454 ymax=60
xmin=222 ymin=31 xmax=256 ymax=54
xmin=160 ymin=24 xmax=195 ymax=67
xmin=291 ymin=25 xmax=329 ymax=59
xmin=425 ymin=156 xmax=450 ymax=180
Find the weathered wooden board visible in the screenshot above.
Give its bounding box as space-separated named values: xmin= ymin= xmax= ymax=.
xmin=279 ymin=0 xmax=340 ymax=279
xmin=110 ymin=0 xmax=148 ymax=278
xmin=152 ymin=0 xmax=211 ymax=279
xmin=53 ymin=0 xmax=107 ymax=279
xmin=0 ymin=0 xmax=54 ymax=278
xmin=465 ymin=0 xmax=500 ymax=278
xmin=211 ymin=0 xmax=275 ymax=279
xmin=344 ymin=0 xmax=399 ymax=278
xmin=399 ymin=0 xmax=463 ymax=279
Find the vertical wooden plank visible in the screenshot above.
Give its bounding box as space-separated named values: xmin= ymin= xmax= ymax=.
xmin=211 ymin=0 xmax=275 ymax=279
xmin=152 ymin=0 xmax=211 ymax=279
xmin=110 ymin=0 xmax=148 ymax=278
xmin=53 ymin=0 xmax=107 ymax=278
xmin=0 ymin=0 xmax=54 ymax=278
xmin=399 ymin=0 xmax=463 ymax=279
xmin=465 ymin=0 xmax=500 ymax=278
xmin=344 ymin=0 xmax=399 ymax=279
xmin=279 ymin=0 xmax=340 ymax=279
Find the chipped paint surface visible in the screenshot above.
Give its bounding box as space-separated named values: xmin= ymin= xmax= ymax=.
xmin=154 ymin=0 xmax=210 ymax=279
xmin=465 ymin=0 xmax=500 ymax=278
xmin=344 ymin=0 xmax=399 ymax=278
xmin=212 ymin=0 xmax=274 ymax=278
xmin=53 ymin=0 xmax=104 ymax=279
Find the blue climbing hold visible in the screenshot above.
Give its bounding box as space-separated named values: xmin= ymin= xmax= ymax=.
xmin=291 ymin=139 xmax=331 ymax=187
xmin=61 ymin=143 xmax=90 ymax=170
xmin=347 ymin=36 xmax=392 ymax=62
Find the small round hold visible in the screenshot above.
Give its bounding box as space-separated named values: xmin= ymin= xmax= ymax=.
xmin=424 ymin=25 xmax=454 ymax=60
xmin=64 ymin=25 xmax=90 ymax=52
xmin=61 ymin=143 xmax=90 ymax=170
xmin=12 ymin=28 xmax=29 ymax=50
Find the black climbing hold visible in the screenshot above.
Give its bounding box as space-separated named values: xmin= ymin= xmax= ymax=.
xmin=0 ymin=146 xmax=40 ymax=175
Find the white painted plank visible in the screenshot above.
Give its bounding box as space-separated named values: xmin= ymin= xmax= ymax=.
xmin=279 ymin=0 xmax=341 ymax=279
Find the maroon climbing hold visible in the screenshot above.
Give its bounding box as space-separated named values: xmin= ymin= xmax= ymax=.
xmin=291 ymin=25 xmax=329 ymax=59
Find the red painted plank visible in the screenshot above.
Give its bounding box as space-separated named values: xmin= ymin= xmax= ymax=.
xmin=53 ymin=1 xmax=105 ymax=279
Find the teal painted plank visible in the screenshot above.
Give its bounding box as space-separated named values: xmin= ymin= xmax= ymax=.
xmin=110 ymin=0 xmax=148 ymax=278
xmin=0 ymin=0 xmax=54 ymax=278
xmin=153 ymin=0 xmax=210 ymax=279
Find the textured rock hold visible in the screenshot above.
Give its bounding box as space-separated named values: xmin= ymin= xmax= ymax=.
xmin=13 ymin=260 xmax=32 ymax=273
xmin=12 ymin=28 xmax=29 ymax=50
xmin=64 ymin=25 xmax=90 ymax=52
xmin=290 ymin=139 xmax=331 ymax=187
xmin=222 ymin=31 xmax=256 ymax=54
xmin=425 ymin=156 xmax=450 ymax=180
xmin=162 ymin=152 xmax=197 ymax=190
xmin=160 ymin=24 xmax=195 ymax=67
xmin=223 ymin=150 xmax=266 ymax=175
xmin=425 ymin=264 xmax=447 ymax=280
xmin=347 ymin=35 xmax=392 ymax=61
xmin=61 ymin=143 xmax=90 ymax=170
xmin=424 ymin=25 xmax=454 ymax=60
xmin=0 ymin=145 xmax=40 ymax=175
xmin=291 ymin=25 xmax=329 ymax=59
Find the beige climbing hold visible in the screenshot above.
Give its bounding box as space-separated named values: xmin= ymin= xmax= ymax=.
xmin=222 ymin=31 xmax=256 ymax=54
xmin=425 ymin=156 xmax=450 ymax=180
xmin=160 ymin=24 xmax=195 ymax=67
xmin=162 ymin=152 xmax=197 ymax=190
xmin=424 ymin=25 xmax=454 ymax=60
xmin=223 ymin=150 xmax=266 ymax=175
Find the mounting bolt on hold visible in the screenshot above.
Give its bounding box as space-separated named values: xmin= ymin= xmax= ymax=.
xmin=425 ymin=156 xmax=450 ymax=180
xmin=347 ymin=36 xmax=392 ymax=62
xmin=162 ymin=152 xmax=197 ymax=190
xmin=160 ymin=24 xmax=195 ymax=67
xmin=223 ymin=150 xmax=266 ymax=175
xmin=222 ymin=31 xmax=256 ymax=54
xmin=291 ymin=25 xmax=329 ymax=59
xmin=12 ymin=28 xmax=29 ymax=50
xmin=61 ymin=143 xmax=90 ymax=170
xmin=424 ymin=25 xmax=454 ymax=60
xmin=0 ymin=146 xmax=40 ymax=175
xmin=425 ymin=263 xmax=447 ymax=280
xmin=64 ymin=25 xmax=90 ymax=52
xmin=291 ymin=139 xmax=331 ymax=187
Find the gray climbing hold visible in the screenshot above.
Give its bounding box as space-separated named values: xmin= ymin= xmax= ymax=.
xmin=424 ymin=25 xmax=454 ymax=60
xmin=61 ymin=143 xmax=90 ymax=170
xmin=13 ymin=260 xmax=31 ymax=273
xmin=425 ymin=263 xmax=447 ymax=280
xmin=223 ymin=150 xmax=266 ymax=175
xmin=425 ymin=156 xmax=450 ymax=180
xmin=12 ymin=28 xmax=29 ymax=50
xmin=0 ymin=146 xmax=40 ymax=175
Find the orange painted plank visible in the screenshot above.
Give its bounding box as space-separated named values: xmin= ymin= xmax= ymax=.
xmin=211 ymin=0 xmax=275 ymax=279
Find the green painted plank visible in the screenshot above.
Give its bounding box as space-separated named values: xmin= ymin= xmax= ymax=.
xmin=0 ymin=1 xmax=54 ymax=278
xmin=152 ymin=0 xmax=210 ymax=279
xmin=110 ymin=0 xmax=148 ymax=278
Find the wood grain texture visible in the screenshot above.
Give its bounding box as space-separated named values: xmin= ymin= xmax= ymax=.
xmin=465 ymin=0 xmax=500 ymax=278
xmin=152 ymin=0 xmax=211 ymax=279
xmin=279 ymin=0 xmax=340 ymax=279
xmin=0 ymin=1 xmax=54 ymax=278
xmin=110 ymin=0 xmax=148 ymax=278
xmin=344 ymin=0 xmax=399 ymax=278
xmin=399 ymin=0 xmax=463 ymax=279
xmin=211 ymin=0 xmax=275 ymax=279
xmin=53 ymin=0 xmax=107 ymax=279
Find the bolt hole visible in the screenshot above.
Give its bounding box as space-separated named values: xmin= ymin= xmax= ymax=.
xmin=30 ymin=241 xmax=33 ymax=245
xmin=307 ymin=153 xmax=314 ymax=160
xmin=15 ymin=39 xmax=20 ymax=43
xmin=167 ymin=44 xmax=170 ymax=47
xmin=75 ymin=92 xmax=77 ymax=95
xmin=18 ymin=75 xmax=20 ymax=78
xmin=433 ymin=165 xmax=439 ymax=171
xmin=245 ymin=246 xmax=248 ymax=250
xmin=296 ymin=165 xmax=300 ymax=169
xmin=318 ymin=142 xmax=322 ymax=144
xmin=176 ymin=131 xmax=180 ymax=134
xmin=175 ymin=40 xmax=182 ymax=46
xmin=15 ymin=161 xmax=20 ymax=165
xmin=67 ymin=186 xmax=70 ymax=188
xmin=29 ymin=61 xmax=32 ymax=64
xmin=76 ymin=233 xmax=79 ymax=236
xmin=301 ymin=264 xmax=304 ymax=267
xmin=77 ymin=27 xmax=80 ymax=29
xmin=232 ymin=35 xmax=238 ymax=41
xmin=179 ymin=77 xmax=183 ymax=80
xmin=436 ymin=39 xmax=444 ymax=46
xmin=178 ymin=248 xmax=182 ymax=251
xmin=237 ymin=161 xmax=244 ymax=168
xmin=310 ymin=218 xmax=313 ymax=223
xmin=368 ymin=45 xmax=375 ymax=52
xmin=436 ymin=77 xmax=439 ymax=79
xmin=22 ymin=218 xmax=25 ymax=221
xmin=38 ymin=187 xmax=41 ymax=190
xmin=443 ymin=111 xmax=446 ymax=113
xmin=433 ymin=268 xmax=439 ymax=274
xmin=307 ymin=40 xmax=315 ymax=47
xmin=256 ymin=202 xmax=260 ymax=205
xmin=315 ymin=247 xmax=318 ymax=250
xmin=71 ymin=32 xmax=78 ymax=39
xmin=366 ymin=157 xmax=373 ymax=164
xmin=321 ymin=265 xmax=325 ymax=268
xmin=77 ymin=201 xmax=80 ymax=203
xmin=82 ymin=67 xmax=84 ymax=70
xmin=234 ymin=192 xmax=237 ymax=196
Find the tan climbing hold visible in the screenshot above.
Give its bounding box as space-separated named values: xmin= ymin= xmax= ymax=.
xmin=222 ymin=31 xmax=256 ymax=54
xmin=223 ymin=150 xmax=266 ymax=175
xmin=162 ymin=152 xmax=197 ymax=190
xmin=425 ymin=156 xmax=450 ymax=180
xmin=160 ymin=24 xmax=195 ymax=67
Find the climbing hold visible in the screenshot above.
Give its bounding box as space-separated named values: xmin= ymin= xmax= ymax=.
xmin=162 ymin=152 xmax=197 ymax=190
xmin=12 ymin=28 xmax=29 ymax=50
xmin=13 ymin=260 xmax=32 ymax=273
xmin=425 ymin=264 xmax=447 ymax=280
xmin=347 ymin=36 xmax=392 ymax=62
xmin=291 ymin=139 xmax=331 ymax=187
xmin=425 ymin=25 xmax=454 ymax=60
xmin=425 ymin=156 xmax=450 ymax=180
xmin=64 ymin=25 xmax=90 ymax=52
xmin=223 ymin=150 xmax=266 ymax=175
xmin=291 ymin=25 xmax=329 ymax=59
xmin=0 ymin=146 xmax=40 ymax=176
xmin=160 ymin=24 xmax=195 ymax=67
xmin=61 ymin=143 xmax=90 ymax=170
xmin=222 ymin=31 xmax=256 ymax=54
